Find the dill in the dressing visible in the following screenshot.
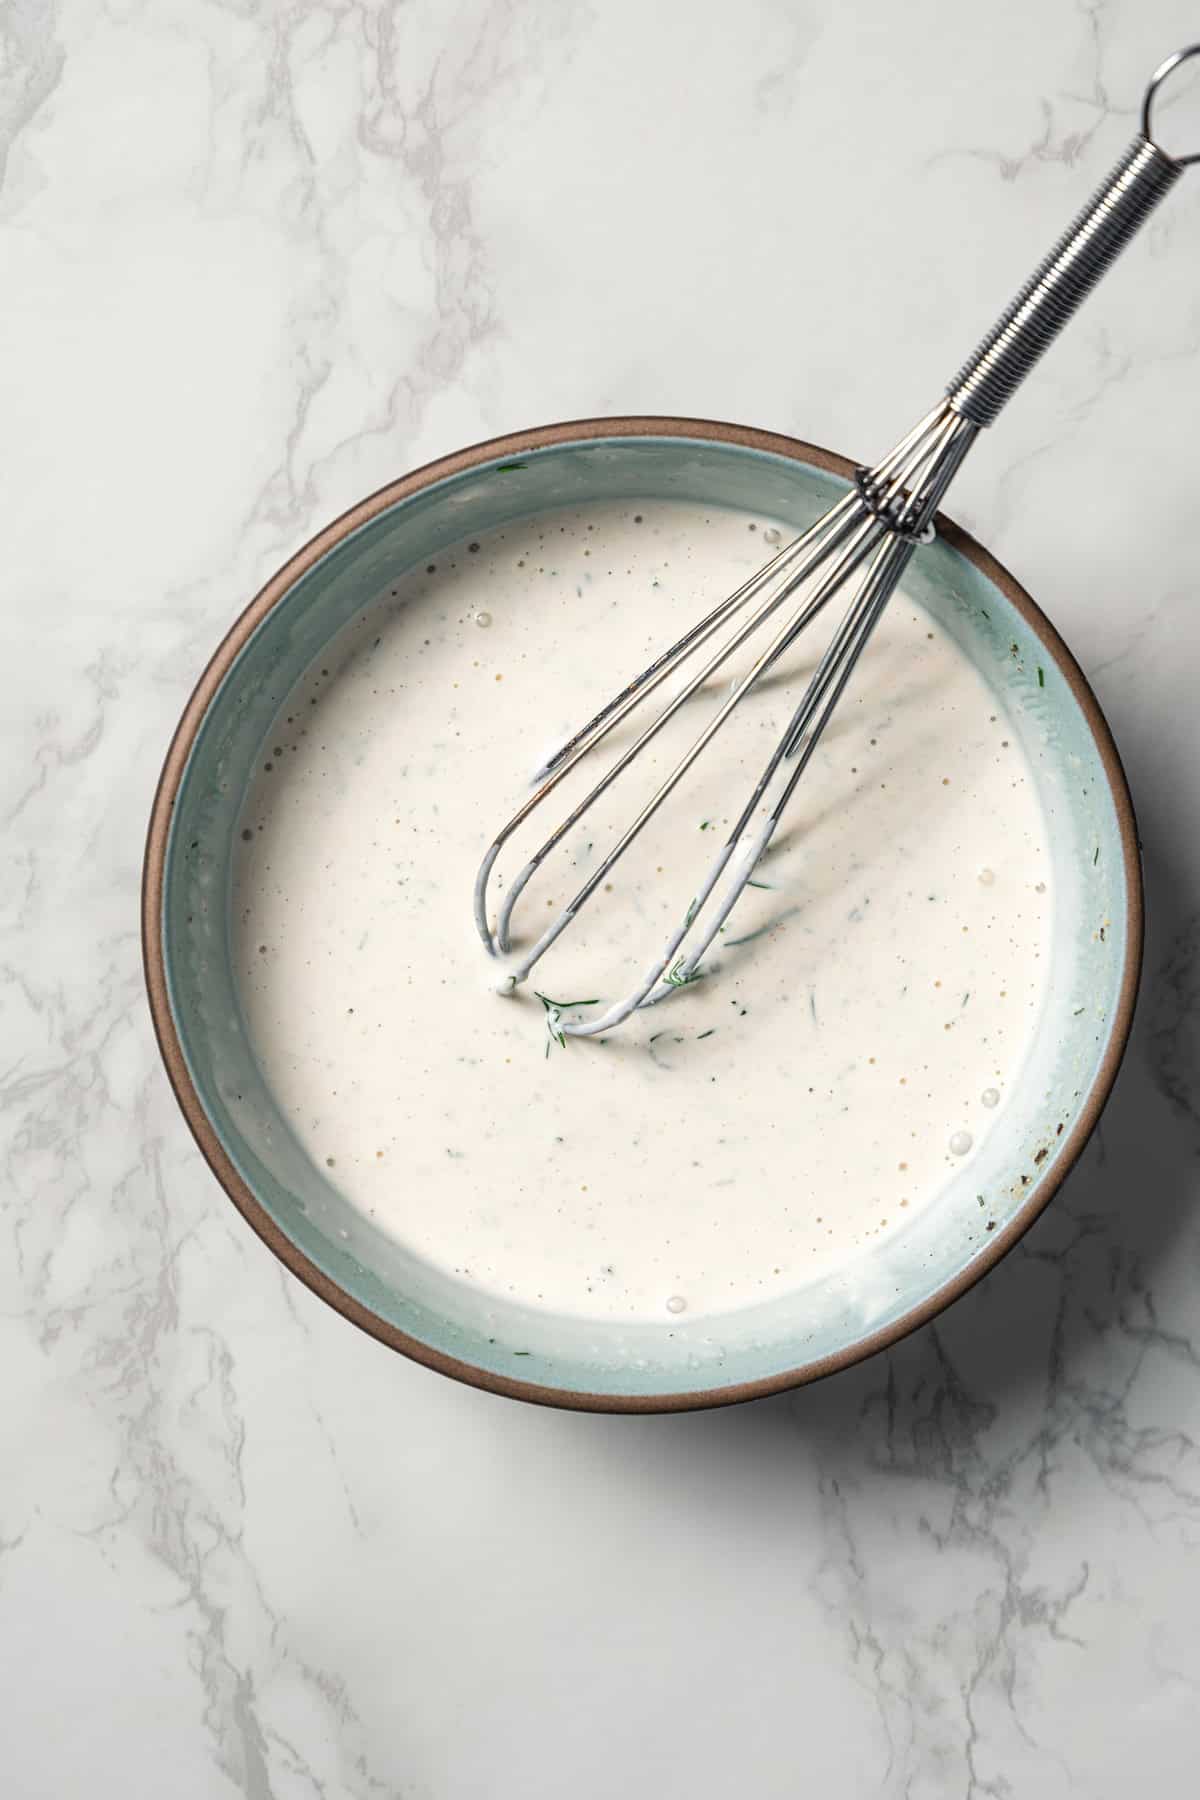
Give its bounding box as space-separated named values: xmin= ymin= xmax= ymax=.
xmin=665 ymin=958 xmax=704 ymax=988
xmin=536 ymin=991 xmax=600 ymax=1052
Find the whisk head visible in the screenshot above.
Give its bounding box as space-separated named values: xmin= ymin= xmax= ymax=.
xmin=473 ymin=399 xmax=979 ymax=1036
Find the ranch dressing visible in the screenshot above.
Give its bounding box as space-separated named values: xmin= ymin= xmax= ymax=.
xmin=234 ymin=500 xmax=1050 ymax=1321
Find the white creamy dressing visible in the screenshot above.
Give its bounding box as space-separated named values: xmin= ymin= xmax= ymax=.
xmin=234 ymin=499 xmax=1050 ymax=1321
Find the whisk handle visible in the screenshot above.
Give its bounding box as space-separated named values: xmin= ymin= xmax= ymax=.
xmin=947 ymin=47 xmax=1199 ymax=428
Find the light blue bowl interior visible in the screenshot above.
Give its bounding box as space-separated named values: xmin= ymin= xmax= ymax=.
xmin=164 ymin=434 xmax=1133 ymax=1400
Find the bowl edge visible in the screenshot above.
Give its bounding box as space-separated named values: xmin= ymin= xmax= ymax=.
xmin=141 ymin=414 xmax=1145 ymax=1413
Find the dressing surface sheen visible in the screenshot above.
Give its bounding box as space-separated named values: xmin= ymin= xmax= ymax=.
xmin=234 ymin=500 xmax=1050 ymax=1323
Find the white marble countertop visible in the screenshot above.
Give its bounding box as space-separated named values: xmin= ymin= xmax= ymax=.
xmin=5 ymin=3 xmax=1200 ymax=1794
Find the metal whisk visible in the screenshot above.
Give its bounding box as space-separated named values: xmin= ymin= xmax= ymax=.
xmin=474 ymin=46 xmax=1199 ymax=1037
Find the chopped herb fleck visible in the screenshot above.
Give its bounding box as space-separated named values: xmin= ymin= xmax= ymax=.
xmin=496 ymin=461 xmax=527 ymax=471
xmin=746 ymin=879 xmax=773 ymax=890
xmin=1037 ymin=666 xmax=1045 ymax=687
xmin=699 ymin=820 xmax=712 ymax=831
xmin=1093 ymin=846 xmax=1100 ymax=865
xmin=726 ymin=922 xmax=773 ymax=948
xmin=697 ymin=1029 xmax=715 ymax=1040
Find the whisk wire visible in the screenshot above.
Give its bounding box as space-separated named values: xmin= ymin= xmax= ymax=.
xmin=479 ymin=402 xmax=977 ymax=1019
xmin=555 ymin=411 xmax=980 ymax=1035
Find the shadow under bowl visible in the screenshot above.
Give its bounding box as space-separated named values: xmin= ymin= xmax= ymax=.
xmin=142 ymin=417 xmax=1142 ymax=1412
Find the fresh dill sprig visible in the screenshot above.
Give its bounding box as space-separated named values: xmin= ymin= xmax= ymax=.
xmin=535 ymin=990 xmax=600 ymax=1051
xmin=665 ymin=958 xmax=704 ymax=988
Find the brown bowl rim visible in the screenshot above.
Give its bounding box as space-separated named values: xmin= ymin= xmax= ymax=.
xmin=142 ymin=414 xmax=1144 ymax=1413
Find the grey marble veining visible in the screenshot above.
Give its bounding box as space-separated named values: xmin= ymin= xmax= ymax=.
xmin=3 ymin=3 xmax=1200 ymax=1795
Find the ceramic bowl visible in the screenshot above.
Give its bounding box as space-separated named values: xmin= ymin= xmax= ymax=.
xmin=143 ymin=418 xmax=1141 ymax=1411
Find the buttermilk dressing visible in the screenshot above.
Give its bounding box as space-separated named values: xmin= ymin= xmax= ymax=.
xmin=235 ymin=500 xmax=1049 ymax=1321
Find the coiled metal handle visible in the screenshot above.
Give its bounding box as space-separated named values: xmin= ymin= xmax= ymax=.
xmin=947 ymin=46 xmax=1199 ymax=427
